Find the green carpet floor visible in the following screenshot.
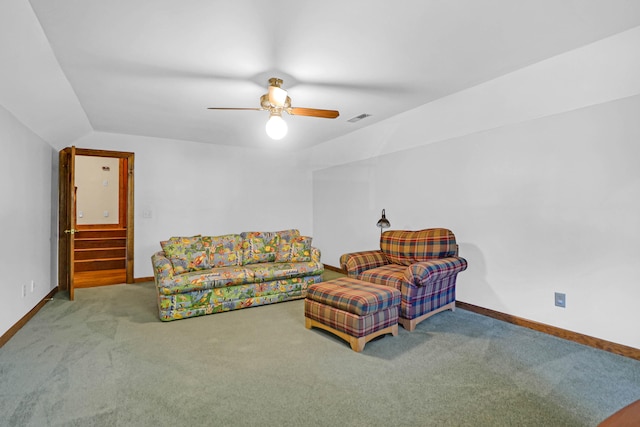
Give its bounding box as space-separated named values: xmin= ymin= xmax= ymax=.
xmin=1 ymin=276 xmax=638 ymax=426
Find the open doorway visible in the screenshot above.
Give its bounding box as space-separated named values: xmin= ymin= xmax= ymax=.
xmin=58 ymin=147 xmax=134 ymax=300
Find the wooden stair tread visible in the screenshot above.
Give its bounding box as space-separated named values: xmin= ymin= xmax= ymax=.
xmin=73 ymin=228 xmax=128 ymax=274
xmin=75 ymin=237 xmax=126 ymax=241
xmin=74 ymin=258 xmax=126 ymax=272
xmin=76 ymin=246 xmax=127 ymax=252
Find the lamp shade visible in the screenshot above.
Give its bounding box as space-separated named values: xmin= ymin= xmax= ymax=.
xmin=265 ymin=113 xmax=288 ymax=140
xmin=376 ymin=209 xmax=390 ymax=230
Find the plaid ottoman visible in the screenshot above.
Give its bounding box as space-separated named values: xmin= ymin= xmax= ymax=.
xmin=304 ymin=277 xmax=401 ymax=352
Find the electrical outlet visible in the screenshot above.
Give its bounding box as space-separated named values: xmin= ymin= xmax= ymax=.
xmin=555 ymin=292 xmax=566 ymax=308
xmin=22 ymin=284 xmax=27 ymax=298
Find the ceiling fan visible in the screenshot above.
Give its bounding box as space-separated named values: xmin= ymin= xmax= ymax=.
xmin=208 ymin=77 xmax=340 ymax=140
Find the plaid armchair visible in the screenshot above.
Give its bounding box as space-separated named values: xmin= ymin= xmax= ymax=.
xmin=340 ymin=228 xmax=467 ymax=331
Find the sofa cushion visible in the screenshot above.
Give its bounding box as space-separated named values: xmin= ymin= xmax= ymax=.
xmin=380 ymin=228 xmax=458 ymax=266
xmin=158 ymin=266 xmax=255 ymax=295
xmin=274 ymin=229 xmax=301 ymax=260
xmin=160 ymin=235 xmax=208 ymax=274
xmin=203 ymin=234 xmax=243 ymax=267
xmin=275 ymin=235 xmax=312 ymax=262
xmin=275 ymin=229 xmax=301 ymax=243
xmin=240 ymin=231 xmax=280 ymax=265
xmin=247 ymin=260 xmax=322 ymax=281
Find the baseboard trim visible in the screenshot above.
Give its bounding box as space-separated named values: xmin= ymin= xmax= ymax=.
xmin=0 ymin=287 xmax=58 ymax=349
xmin=323 ymin=264 xmax=347 ymax=274
xmin=134 ymin=276 xmax=154 ymax=283
xmin=457 ymin=301 xmax=640 ymax=361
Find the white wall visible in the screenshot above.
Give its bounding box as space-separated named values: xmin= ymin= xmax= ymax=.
xmin=310 ymin=27 xmax=640 ymax=349
xmin=0 ymin=105 xmax=57 ymax=337
xmin=72 ymin=132 xmax=314 ymax=278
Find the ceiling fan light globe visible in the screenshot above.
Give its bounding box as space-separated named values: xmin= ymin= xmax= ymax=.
xmin=266 ymin=115 xmax=288 ymax=140
xmin=268 ymin=86 xmax=288 ymax=107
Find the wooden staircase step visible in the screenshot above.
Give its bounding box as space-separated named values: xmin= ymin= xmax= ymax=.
xmin=74 ymin=258 xmax=126 ymax=272
xmin=76 ymin=229 xmax=126 ymax=238
xmin=75 ymin=238 xmax=126 ymax=249
xmin=74 ymin=269 xmax=126 ymax=288
xmin=75 ymin=248 xmax=126 ymax=260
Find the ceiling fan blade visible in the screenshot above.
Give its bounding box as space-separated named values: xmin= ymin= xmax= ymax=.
xmin=287 ymin=107 xmax=340 ymax=119
xmin=207 ymin=107 xmax=263 ymax=111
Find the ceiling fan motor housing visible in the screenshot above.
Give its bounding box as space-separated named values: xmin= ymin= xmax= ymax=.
xmin=261 ymin=94 xmax=291 ymax=110
xmin=266 ymin=78 xmax=288 ymax=108
xmin=208 ymin=77 xmax=339 ymax=120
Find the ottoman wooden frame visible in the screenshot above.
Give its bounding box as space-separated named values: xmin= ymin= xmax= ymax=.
xmin=305 ymin=317 xmax=397 ymax=352
xmin=304 ymin=278 xmax=401 ymax=352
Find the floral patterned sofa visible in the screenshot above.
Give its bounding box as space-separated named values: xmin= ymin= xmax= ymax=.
xmin=340 ymin=228 xmax=467 ymax=331
xmin=151 ymin=229 xmax=323 ymax=321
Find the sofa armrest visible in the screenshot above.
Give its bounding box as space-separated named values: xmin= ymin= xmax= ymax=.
xmin=403 ymin=257 xmax=468 ymax=287
xmin=151 ymin=251 xmax=175 ymax=285
xmin=311 ymin=247 xmax=322 ymax=264
xmin=340 ymin=250 xmax=388 ymax=278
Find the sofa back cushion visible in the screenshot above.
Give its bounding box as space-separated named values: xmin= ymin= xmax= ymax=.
xmin=274 ymin=229 xmax=300 ymax=242
xmin=275 ymin=235 xmax=313 ymax=262
xmin=160 ymin=235 xmax=208 ymax=274
xmin=202 ymin=234 xmax=243 ymax=267
xmin=380 ymin=228 xmax=458 ymax=266
xmin=240 ymin=231 xmax=280 ymax=265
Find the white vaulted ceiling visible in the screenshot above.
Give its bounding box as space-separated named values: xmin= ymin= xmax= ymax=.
xmin=4 ymin=0 xmax=640 ymax=149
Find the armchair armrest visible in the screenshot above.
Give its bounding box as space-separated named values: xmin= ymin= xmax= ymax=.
xmin=403 ymin=257 xmax=468 ymax=287
xmin=340 ymin=250 xmax=389 ymax=278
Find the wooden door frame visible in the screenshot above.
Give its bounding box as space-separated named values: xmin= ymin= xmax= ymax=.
xmin=58 ymin=147 xmax=135 ymax=294
xmin=58 ymin=147 xmax=75 ymax=296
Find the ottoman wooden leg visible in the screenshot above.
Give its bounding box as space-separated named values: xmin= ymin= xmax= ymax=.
xmin=350 ymin=336 xmax=366 ymax=352
xmin=350 ymin=324 xmax=398 ymax=352
xmin=306 ymin=317 xmax=361 ymax=351
xmin=306 ymin=317 xmax=398 ymax=353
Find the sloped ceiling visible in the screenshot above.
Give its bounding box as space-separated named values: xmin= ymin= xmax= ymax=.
xmin=5 ymin=0 xmax=640 ymax=150
xmin=0 ymin=0 xmax=92 ymax=147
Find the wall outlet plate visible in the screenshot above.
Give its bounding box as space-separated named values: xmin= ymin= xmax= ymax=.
xmin=555 ymin=292 xmax=566 ymax=308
